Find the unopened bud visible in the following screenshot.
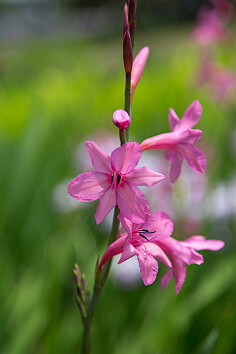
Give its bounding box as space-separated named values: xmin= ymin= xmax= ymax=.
xmin=123 ymin=30 xmax=133 ymax=75
xmin=128 ymin=0 xmax=136 ymax=31
xmin=131 ymin=46 xmax=149 ymax=101
xmin=123 ymin=3 xmax=129 ymax=36
xmin=112 ymin=109 xmax=131 ymax=130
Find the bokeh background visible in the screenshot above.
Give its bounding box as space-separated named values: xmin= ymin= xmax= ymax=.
xmin=1 ymin=0 xmax=236 ymax=353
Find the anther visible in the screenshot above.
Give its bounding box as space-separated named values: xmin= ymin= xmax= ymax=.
xmin=139 ymin=233 xmax=148 ymax=241
xmin=110 ymin=174 xmax=114 ymax=185
xmin=116 ymin=173 xmax=122 ymax=186
xmin=140 ymin=229 xmax=156 ymax=234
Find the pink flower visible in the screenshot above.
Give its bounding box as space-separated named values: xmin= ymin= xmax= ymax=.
xmin=210 ymin=0 xmax=233 ymax=22
xmin=141 ymin=100 xmax=206 ymax=183
xmin=198 ymin=57 xmax=236 ymax=101
xmin=192 ymin=7 xmax=229 ymax=46
xmin=67 ymin=141 xmax=165 ymax=225
xmin=131 ymin=46 xmax=149 ymax=101
xmin=159 ymin=236 xmax=225 ymax=294
xmin=99 ymin=211 xmax=174 ymax=286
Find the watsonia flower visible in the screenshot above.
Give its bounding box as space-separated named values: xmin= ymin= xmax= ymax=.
xmin=67 ymin=141 xmax=164 ymax=225
xmin=141 ymin=100 xmax=206 ymax=182
xmin=99 ymin=211 xmax=173 ymax=286
xmin=159 ymin=235 xmax=225 ymax=294
xmin=100 ymin=214 xmax=225 ymax=291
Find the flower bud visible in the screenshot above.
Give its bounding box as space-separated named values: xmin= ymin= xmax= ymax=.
xmin=123 ymin=3 xmax=129 ymax=36
xmin=128 ymin=0 xmax=136 ymax=32
xmin=131 ymin=46 xmax=149 ymax=101
xmin=112 ymin=109 xmax=131 ymax=130
xmin=123 ymin=30 xmax=133 ymax=75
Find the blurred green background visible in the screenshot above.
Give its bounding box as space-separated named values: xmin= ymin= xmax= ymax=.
xmin=0 ymin=1 xmax=236 ymax=353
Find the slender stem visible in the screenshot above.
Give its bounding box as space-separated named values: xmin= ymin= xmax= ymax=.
xmin=81 ymin=206 xmax=120 ymax=354
xmin=119 ymin=129 xmax=126 ymax=145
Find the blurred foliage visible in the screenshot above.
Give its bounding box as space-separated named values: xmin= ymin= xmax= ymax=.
xmin=0 ymin=23 xmax=236 ymax=354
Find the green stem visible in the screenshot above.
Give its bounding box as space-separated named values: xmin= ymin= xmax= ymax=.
xmin=119 ymin=129 xmax=126 ymax=145
xmin=81 ymin=206 xmax=120 ymax=354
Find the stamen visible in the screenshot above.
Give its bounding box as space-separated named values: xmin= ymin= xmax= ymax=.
xmin=139 ymin=233 xmax=148 ymax=241
xmin=116 ymin=173 xmax=122 ymax=186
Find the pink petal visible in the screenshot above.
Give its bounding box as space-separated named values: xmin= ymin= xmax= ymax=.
xmin=67 ymin=171 xmax=109 ymax=201
xmin=173 ymin=129 xmax=203 ymax=144
xmin=85 ymin=141 xmax=112 ymax=174
xmin=141 ymin=130 xmax=201 ymax=151
xmin=118 ymin=214 xmax=134 ymax=238
xmin=131 ymin=46 xmax=149 ymax=101
xmin=140 ymin=242 xmax=172 ymax=267
xmin=169 ymin=152 xmax=184 ymax=182
xmin=159 ymin=237 xmax=203 ymax=265
xmin=137 ymin=254 xmax=158 ymax=286
xmin=180 ymin=129 xmax=203 ymax=144
xmin=116 ymin=181 xmax=149 ymax=224
xmin=177 ymin=247 xmax=203 ymax=265
xmin=111 ymin=142 xmax=142 ymax=174
xmin=99 ymin=235 xmax=127 ymax=268
xmin=141 ymin=133 xmax=172 ymax=151
xmin=95 ymin=187 xmax=117 ymax=225
xmin=177 ymin=144 xmax=206 ymax=174
xmin=168 ymin=108 xmax=180 ymax=131
xmin=143 ymin=211 xmax=174 ymax=240
xmin=125 ymin=166 xmax=165 ymax=186
xmin=172 ymin=258 xmax=186 ymax=295
xmin=161 ymin=269 xmax=172 ymax=289
xmin=183 ymin=236 xmax=225 ymax=251
xmin=165 ymin=149 xmax=176 ymax=162
xmin=177 ymin=100 xmax=202 ymax=131
xmin=118 ymin=239 xmax=138 ymax=263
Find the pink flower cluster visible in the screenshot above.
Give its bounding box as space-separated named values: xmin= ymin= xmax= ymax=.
xmin=67 ymin=43 xmax=224 ymax=293
xmin=192 ymin=0 xmax=236 ymax=102
xmin=192 ymin=0 xmax=232 ymax=46
xmin=99 ymin=212 xmax=224 ymax=293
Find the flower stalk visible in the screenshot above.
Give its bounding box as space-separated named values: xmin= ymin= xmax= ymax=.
xmin=66 ymin=0 xmax=225 ymax=352
xmin=81 ymin=206 xmax=120 ymax=354
xmin=80 ymin=14 xmax=136 ymax=347
xmin=80 ymin=20 xmax=135 ymax=347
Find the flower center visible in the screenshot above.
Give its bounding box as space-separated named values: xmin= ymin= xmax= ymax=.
xmin=110 ymin=172 xmax=122 ymax=188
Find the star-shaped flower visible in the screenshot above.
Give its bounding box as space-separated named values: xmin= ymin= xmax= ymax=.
xmin=141 ymin=100 xmax=206 ymax=182
xmin=99 ymin=211 xmax=173 ymax=285
xmin=67 ymin=141 xmax=164 ymax=224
